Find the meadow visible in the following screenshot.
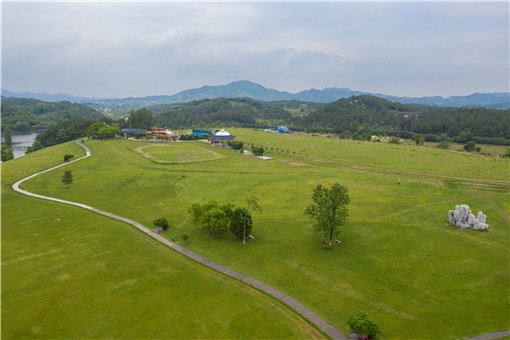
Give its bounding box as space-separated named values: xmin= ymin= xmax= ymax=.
xmin=1 ymin=143 xmax=323 ymax=339
xmin=3 ymin=129 xmax=509 ymax=339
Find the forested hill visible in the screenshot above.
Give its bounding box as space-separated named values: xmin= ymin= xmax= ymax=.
xmin=153 ymin=97 xmax=322 ymax=128
xmin=1 ymin=97 xmax=104 ymax=131
xmin=290 ymin=95 xmax=510 ymax=140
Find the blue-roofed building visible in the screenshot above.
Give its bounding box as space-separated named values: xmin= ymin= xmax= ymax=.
xmin=193 ymin=128 xmax=217 ymax=136
xmin=277 ymin=126 xmax=290 ymax=133
xmin=210 ymin=129 xmax=236 ymax=144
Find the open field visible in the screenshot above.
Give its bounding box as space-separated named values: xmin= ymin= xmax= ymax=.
xmin=4 ymin=129 xmax=510 ymax=339
xmin=1 ymin=143 xmax=324 ymax=339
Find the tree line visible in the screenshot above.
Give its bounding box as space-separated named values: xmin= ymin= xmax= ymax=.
xmin=1 ymin=98 xmax=103 ymax=132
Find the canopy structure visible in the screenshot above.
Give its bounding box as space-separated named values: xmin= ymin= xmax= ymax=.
xmin=210 ymin=129 xmax=235 ymax=144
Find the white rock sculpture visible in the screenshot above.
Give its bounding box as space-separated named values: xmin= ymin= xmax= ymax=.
xmin=448 ymin=205 xmax=488 ymax=231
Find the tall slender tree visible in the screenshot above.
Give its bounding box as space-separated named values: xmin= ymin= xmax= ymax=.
xmin=3 ymin=126 xmax=12 ymax=147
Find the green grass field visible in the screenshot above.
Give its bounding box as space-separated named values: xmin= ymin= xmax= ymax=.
xmin=3 ymin=130 xmax=509 ymax=339
xmin=1 ymin=143 xmax=323 ymax=339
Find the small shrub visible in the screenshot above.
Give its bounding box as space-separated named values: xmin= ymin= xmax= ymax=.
xmin=437 ymin=141 xmax=450 ymax=149
xmin=464 ymin=141 xmax=476 ymax=152
xmin=64 ymin=154 xmax=74 ymax=162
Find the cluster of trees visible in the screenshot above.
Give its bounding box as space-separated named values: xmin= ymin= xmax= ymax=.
xmin=153 ymin=98 xmax=291 ymax=128
xmin=289 ymin=95 xmax=509 ymax=144
xmin=1 ymin=98 xmax=103 ymax=131
xmin=35 ymin=118 xmax=99 ymax=147
xmin=188 ymin=197 xmax=261 ymax=243
xmin=87 ymin=122 xmax=120 ymax=139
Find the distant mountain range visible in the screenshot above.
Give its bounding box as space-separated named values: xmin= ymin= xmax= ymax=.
xmin=2 ymin=81 xmax=509 ymax=109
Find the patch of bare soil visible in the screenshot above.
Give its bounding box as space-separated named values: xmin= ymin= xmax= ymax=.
xmin=288 ymin=162 xmax=309 ymax=167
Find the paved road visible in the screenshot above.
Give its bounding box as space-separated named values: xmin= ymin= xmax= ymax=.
xmin=12 ymin=141 xmax=348 ymax=340
xmin=12 ymin=141 xmax=509 ymax=340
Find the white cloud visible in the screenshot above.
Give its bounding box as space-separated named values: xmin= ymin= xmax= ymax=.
xmin=2 ymin=2 xmax=508 ymax=97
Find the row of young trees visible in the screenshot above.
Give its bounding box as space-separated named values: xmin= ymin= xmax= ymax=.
xmin=188 ymin=197 xmax=261 ymax=243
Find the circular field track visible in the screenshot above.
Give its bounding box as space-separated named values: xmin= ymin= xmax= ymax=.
xmin=131 ymin=142 xmax=225 ymax=164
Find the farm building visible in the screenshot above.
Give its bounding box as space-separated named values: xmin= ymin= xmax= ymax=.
xmin=121 ymin=128 xmax=147 ymax=138
xmin=210 ymin=129 xmax=236 ymax=144
xmin=193 ymin=128 xmax=217 ymax=136
xmin=264 ymin=126 xmax=290 ymax=134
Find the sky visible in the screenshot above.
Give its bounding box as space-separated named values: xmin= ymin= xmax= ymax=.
xmin=2 ymin=1 xmax=509 ymax=99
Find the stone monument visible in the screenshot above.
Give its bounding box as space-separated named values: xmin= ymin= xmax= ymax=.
xmin=448 ymin=205 xmax=488 ymax=231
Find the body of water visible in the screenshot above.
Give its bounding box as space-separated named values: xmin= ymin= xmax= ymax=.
xmin=10 ymin=132 xmax=39 ymax=159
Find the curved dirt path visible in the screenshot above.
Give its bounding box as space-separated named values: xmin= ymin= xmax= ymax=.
xmin=12 ymin=141 xmax=348 ymax=340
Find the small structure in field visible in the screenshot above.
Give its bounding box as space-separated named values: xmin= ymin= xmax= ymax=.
xmin=121 ymin=128 xmax=146 ymax=138
xmin=193 ymin=128 xmax=216 ymax=136
xmin=210 ymin=129 xmax=236 ymax=144
xmin=265 ymin=125 xmax=291 ymax=134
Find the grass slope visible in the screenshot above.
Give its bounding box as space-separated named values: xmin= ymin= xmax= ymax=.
xmin=1 ymin=143 xmax=324 ymax=339
xmin=9 ymin=131 xmax=510 ymax=339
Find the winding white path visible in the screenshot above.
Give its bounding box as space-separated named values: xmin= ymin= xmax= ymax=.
xmin=13 ymin=141 xmax=508 ymax=340
xmin=12 ymin=141 xmax=348 ymax=340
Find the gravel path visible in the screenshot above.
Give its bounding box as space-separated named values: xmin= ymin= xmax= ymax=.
xmin=12 ymin=141 xmax=348 ymax=340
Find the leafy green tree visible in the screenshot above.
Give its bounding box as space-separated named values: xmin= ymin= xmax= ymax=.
xmin=252 ymin=146 xmax=264 ymax=156
xmin=129 ymin=108 xmax=154 ymax=129
xmin=347 ymin=311 xmax=379 ymax=339
xmin=305 ymin=183 xmax=350 ymax=247
xmin=87 ymin=122 xmax=104 ymax=139
xmin=414 ymin=134 xmax=424 ymax=145
xmin=188 ymin=203 xmax=203 ymax=233
xmin=97 ymin=125 xmax=120 ymax=139
xmin=230 ymin=208 xmax=253 ymax=242
xmin=203 ymin=208 xmax=228 ymax=237
xmin=62 ymin=170 xmax=73 ymax=188
xmin=234 ymin=196 xmax=262 ymax=244
xmin=153 ymin=217 xmax=169 ymax=230
xmin=200 ymin=201 xmax=219 ymax=231
xmin=26 ymin=141 xmax=43 ymax=154
xmin=220 ymin=202 xmax=234 ymax=218
xmin=1 ymin=145 xmax=14 ymax=162
xmin=464 ymin=141 xmax=476 ymax=152
xmin=3 ymin=126 xmax=12 ymax=147
xmin=458 ymin=130 xmax=473 ymax=143
xmin=437 ymin=140 xmax=450 ymax=149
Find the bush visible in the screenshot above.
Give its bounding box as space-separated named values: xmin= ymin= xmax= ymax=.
xmin=64 ymin=154 xmax=74 ymax=162
xmin=464 ymin=141 xmax=476 ymax=152
xmin=348 ymin=311 xmax=379 ymax=339
xmin=252 ymin=147 xmax=264 ymax=156
xmin=228 ymin=141 xmax=244 ymax=150
xmin=437 ymin=140 xmax=450 ymax=149
xmin=153 ymin=217 xmax=169 ymax=230
xmin=133 ymin=132 xmax=147 ymax=139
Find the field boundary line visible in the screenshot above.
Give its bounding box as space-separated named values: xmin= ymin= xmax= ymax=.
xmin=279 ymin=151 xmax=510 ymax=185
xmin=11 ymin=140 xmax=348 ymax=340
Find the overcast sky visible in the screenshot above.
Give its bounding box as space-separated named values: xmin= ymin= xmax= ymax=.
xmin=2 ymin=1 xmax=509 ymax=98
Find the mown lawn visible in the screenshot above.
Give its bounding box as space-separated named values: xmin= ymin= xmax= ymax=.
xmin=1 ymin=142 xmax=324 ymax=339
xmin=11 ymin=132 xmax=510 ymax=339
